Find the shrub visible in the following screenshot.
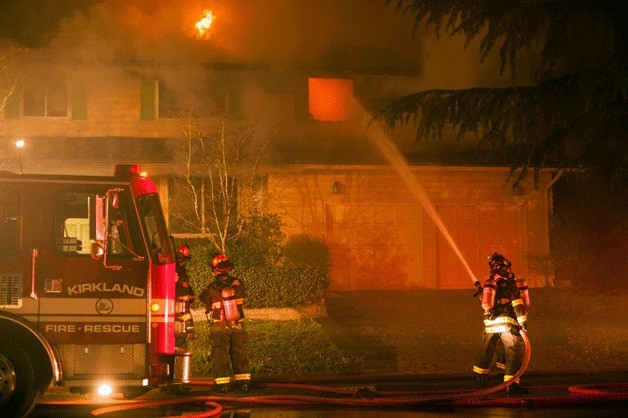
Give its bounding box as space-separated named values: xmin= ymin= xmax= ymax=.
xmin=241 ymin=262 xmax=330 ymax=308
xmin=189 ymin=319 xmax=347 ymax=376
xmin=175 ymin=237 xmax=215 ymax=297
xmin=282 ymin=234 xmax=330 ymax=270
xmin=231 ymin=211 xmax=284 ymax=268
xmin=175 ymin=215 xmax=332 ymax=309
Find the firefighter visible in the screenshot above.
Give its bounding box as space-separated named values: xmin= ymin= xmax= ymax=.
xmin=199 ymin=253 xmax=251 ymax=393
xmin=473 ymin=252 xmax=529 ymax=395
xmin=174 ymin=244 xmax=195 ymax=351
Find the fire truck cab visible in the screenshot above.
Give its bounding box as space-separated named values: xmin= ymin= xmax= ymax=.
xmin=0 ymin=165 xmax=186 ymax=417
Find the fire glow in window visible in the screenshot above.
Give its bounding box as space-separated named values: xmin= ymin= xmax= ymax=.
xmin=308 ymin=78 xmax=354 ymax=122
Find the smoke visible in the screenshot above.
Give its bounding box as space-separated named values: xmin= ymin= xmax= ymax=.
xmin=0 ymin=0 xmax=530 ymax=167
xmin=0 ymin=1 xmax=421 ymax=64
xmin=1 ymin=1 xmax=520 ymax=93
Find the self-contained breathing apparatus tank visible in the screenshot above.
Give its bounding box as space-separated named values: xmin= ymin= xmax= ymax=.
xmin=221 ymin=286 xmax=240 ymax=323
xmin=481 ymin=279 xmax=497 ymax=313
xmin=516 ymin=277 xmax=531 ymax=308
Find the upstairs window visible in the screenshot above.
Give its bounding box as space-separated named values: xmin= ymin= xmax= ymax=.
xmin=158 ymin=80 xmax=178 ymax=119
xmin=141 ymin=78 xmax=180 ymax=120
xmin=23 ymin=80 xmax=68 ymax=117
xmin=308 ymin=78 xmax=354 ymax=122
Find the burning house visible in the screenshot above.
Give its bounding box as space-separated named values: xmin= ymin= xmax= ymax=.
xmin=1 ymin=1 xmax=558 ymax=290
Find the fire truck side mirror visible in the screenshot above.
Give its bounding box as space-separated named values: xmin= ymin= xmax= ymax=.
xmin=111 ymin=191 xmax=119 ymax=209
xmin=90 ymin=242 xmax=105 ymax=260
xmin=90 ymin=196 xmax=106 ymax=241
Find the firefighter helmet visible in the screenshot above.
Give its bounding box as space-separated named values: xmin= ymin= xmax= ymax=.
xmin=211 ymin=253 xmax=234 ymax=273
xmin=488 ymin=252 xmax=511 ymax=270
xmin=176 ymin=244 xmax=192 ymax=261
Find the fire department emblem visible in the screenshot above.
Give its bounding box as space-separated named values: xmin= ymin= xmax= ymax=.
xmin=95 ymin=298 xmax=114 ymax=315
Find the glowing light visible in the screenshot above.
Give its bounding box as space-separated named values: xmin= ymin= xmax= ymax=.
xmin=97 ymin=383 xmax=113 ymax=396
xmin=15 ymin=139 xmax=25 ymax=148
xmin=151 ymin=303 xmax=161 ymax=312
xmin=309 ymin=78 xmax=353 ymax=122
xmin=195 ymin=10 xmax=215 ymax=39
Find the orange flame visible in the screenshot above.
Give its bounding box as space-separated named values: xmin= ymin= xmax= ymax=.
xmin=195 ymin=10 xmax=215 ymax=38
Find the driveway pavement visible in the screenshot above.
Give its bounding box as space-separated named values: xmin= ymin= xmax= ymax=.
xmin=319 ymin=288 xmax=628 ymax=377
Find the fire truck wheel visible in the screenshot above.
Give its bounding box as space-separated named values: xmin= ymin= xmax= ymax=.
xmin=0 ymin=341 xmax=39 ymax=418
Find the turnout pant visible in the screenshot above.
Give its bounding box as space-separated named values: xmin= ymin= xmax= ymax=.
xmin=473 ymin=327 xmax=524 ymax=381
xmin=210 ymin=321 xmax=251 ymax=386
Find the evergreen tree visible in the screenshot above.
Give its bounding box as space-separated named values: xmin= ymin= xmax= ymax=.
xmin=379 ymin=0 xmax=626 ymax=191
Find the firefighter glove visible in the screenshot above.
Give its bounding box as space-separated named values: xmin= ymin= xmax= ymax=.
xmin=473 ymin=283 xmax=483 ymax=298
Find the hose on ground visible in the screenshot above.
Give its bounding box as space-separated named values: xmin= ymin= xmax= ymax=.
xmin=89 ymin=329 xmax=533 ymax=415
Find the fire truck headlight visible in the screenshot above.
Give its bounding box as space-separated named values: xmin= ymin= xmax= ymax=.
xmin=97 ymin=383 xmax=113 ymax=397
xmin=151 ymin=303 xmax=160 ymax=312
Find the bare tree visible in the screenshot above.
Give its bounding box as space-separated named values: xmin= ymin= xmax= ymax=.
xmin=170 ymin=109 xmax=269 ymax=255
xmin=0 ymin=43 xmax=21 ymax=113
xmin=0 ymin=43 xmax=22 ymax=170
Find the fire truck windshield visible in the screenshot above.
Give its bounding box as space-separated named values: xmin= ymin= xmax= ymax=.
xmin=138 ymin=194 xmax=175 ymax=265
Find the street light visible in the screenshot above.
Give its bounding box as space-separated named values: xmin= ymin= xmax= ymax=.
xmin=15 ymin=139 xmax=24 ymax=174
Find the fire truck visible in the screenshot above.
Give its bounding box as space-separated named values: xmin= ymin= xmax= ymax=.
xmin=0 ymin=164 xmax=190 ymax=417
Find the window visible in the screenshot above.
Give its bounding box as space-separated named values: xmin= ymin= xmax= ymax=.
xmin=53 ymin=191 xmax=136 ymax=256
xmin=158 ymin=80 xmax=178 ymax=119
xmin=141 ymin=79 xmax=180 ymax=120
xmin=226 ymin=84 xmax=243 ymax=120
xmin=0 ymin=187 xmax=20 ymax=255
xmin=308 ymin=78 xmax=354 ymax=122
xmin=138 ymin=194 xmax=175 ymax=264
xmin=22 ymin=80 xmax=68 ymax=117
xmin=140 ymin=78 xmax=156 ymax=120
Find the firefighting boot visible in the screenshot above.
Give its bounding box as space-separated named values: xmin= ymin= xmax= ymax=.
xmin=475 ymin=373 xmax=491 ymax=383
xmin=214 ymin=384 xmax=230 ymax=393
xmin=506 ymin=382 xmax=530 ymax=396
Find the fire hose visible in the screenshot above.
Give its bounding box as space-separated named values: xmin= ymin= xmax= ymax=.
xmin=36 ymin=329 xmax=624 ymax=416
xmin=88 ymin=330 xmax=533 ymax=416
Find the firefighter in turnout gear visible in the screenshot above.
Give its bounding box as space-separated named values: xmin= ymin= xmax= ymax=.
xmin=473 ymin=252 xmax=530 ymax=395
xmin=174 ymin=244 xmax=195 ymax=351
xmin=199 ymin=253 xmax=251 ymax=393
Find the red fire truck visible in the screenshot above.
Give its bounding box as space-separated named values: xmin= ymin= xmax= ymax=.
xmin=0 ymin=164 xmax=190 ymax=417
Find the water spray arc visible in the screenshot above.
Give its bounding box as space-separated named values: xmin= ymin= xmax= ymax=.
xmin=362 ymin=108 xmax=479 ymax=285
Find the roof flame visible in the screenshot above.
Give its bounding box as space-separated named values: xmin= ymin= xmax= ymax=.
xmin=195 ymin=10 xmax=215 ymax=39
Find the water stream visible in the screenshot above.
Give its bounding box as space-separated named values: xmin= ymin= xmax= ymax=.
xmin=362 ymin=109 xmax=478 ymax=285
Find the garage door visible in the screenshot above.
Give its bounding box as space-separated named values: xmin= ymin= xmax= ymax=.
xmin=325 ymin=203 xmax=422 ymax=290
xmin=436 ymin=204 xmax=525 ymax=289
